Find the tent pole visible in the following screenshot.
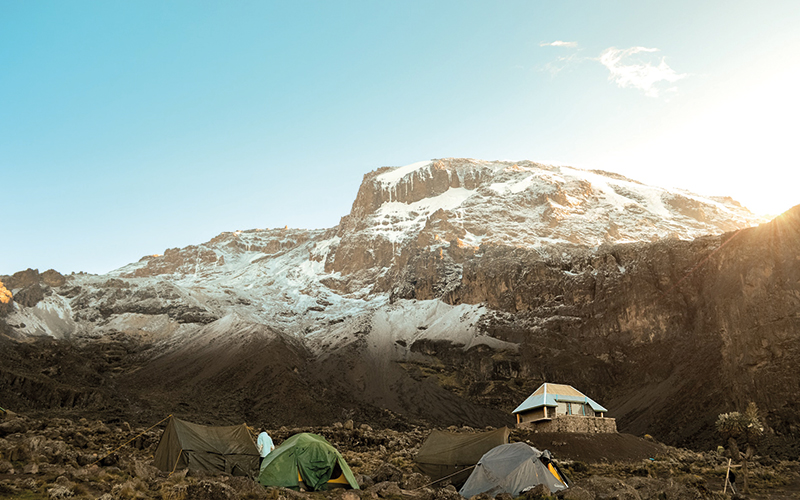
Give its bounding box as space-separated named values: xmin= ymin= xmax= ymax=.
xmin=169 ymin=449 xmax=184 ymax=477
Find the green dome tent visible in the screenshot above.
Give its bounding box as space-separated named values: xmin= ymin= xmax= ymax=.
xmin=258 ymin=433 xmax=359 ymax=491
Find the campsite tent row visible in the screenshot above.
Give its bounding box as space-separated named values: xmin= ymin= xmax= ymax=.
xmin=152 ymin=417 xmax=568 ymax=496
xmin=415 ymin=426 xmax=570 ymax=496
xmin=153 ymin=417 xmax=358 ymax=491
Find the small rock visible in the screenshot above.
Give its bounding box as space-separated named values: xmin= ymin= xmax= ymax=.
xmin=344 ymin=420 xmax=355 ymax=430
xmin=560 ymin=486 xmax=593 ymax=500
xmin=522 ymin=484 xmax=551 ymax=499
xmin=368 ymin=481 xmax=402 ymax=498
xmin=76 ymin=454 xmax=96 ymax=467
xmin=100 ymin=453 xmax=118 ymax=467
xmin=47 ymin=485 xmax=73 ymax=499
xmin=341 ymin=491 xmax=360 ymax=500
xmin=356 ymin=474 xmax=375 ymax=489
xmin=401 ymin=472 xmax=430 ymax=490
xmin=359 ymin=491 xmax=380 ymax=500
xmin=131 ymin=459 xmax=160 ymax=481
xmin=22 ymin=463 xmax=39 ymax=474
xmin=20 ymin=478 xmax=37 ymax=490
xmin=434 ymin=485 xmax=462 ymax=500
xmin=0 ymin=419 xmax=26 ymax=437
xmin=278 ymin=487 xmax=307 ymax=500
xmin=72 ymin=432 xmax=89 ymax=448
xmin=10 ymin=444 xmax=31 ymax=462
xmin=373 ymin=463 xmax=403 ymax=483
xmin=54 ymin=475 xmax=72 ymax=487
xmin=186 ymin=479 xmax=237 ymax=500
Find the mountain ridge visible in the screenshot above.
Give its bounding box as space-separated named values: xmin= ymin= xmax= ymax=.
xmin=2 ymin=159 xmax=797 ymax=456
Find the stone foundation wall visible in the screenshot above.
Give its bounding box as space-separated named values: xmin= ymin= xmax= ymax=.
xmin=518 ymin=415 xmax=617 ymax=433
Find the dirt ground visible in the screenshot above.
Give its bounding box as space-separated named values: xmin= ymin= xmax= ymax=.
xmin=1 ymin=410 xmax=799 ymax=500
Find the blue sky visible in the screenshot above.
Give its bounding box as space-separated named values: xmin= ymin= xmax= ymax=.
xmin=2 ymin=1 xmax=799 ymax=275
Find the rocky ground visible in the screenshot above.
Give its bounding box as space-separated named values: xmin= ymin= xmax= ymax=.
xmin=1 ymin=410 xmax=798 ymax=500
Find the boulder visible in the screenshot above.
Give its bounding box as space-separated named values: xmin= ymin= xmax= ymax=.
xmin=433 ymin=485 xmax=462 ymax=500
xmin=367 ymin=481 xmax=403 ymax=498
xmin=522 ymin=485 xmax=551 ymax=499
xmin=100 ymin=453 xmax=118 ymax=467
xmin=373 ymin=463 xmax=403 ymax=483
xmin=41 ymin=440 xmax=68 ymax=464
xmin=340 ymin=491 xmax=360 ymax=500
xmin=559 ymin=486 xmax=593 ymax=500
xmin=0 ymin=419 xmax=27 ymax=437
xmin=46 ymin=485 xmax=73 ymax=499
xmin=185 ymin=479 xmax=237 ymax=500
xmin=54 ymin=475 xmax=72 ymax=488
xmin=71 ymin=432 xmax=89 ymax=449
xmin=10 ymin=444 xmax=32 ymax=462
xmin=401 ymin=472 xmax=430 ymax=490
xmin=76 ymin=454 xmax=97 ymax=467
xmin=356 ymin=474 xmax=375 ymax=489
xmin=131 ymin=460 xmax=161 ymax=481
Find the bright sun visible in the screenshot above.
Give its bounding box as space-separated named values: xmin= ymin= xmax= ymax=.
xmin=602 ymin=66 xmax=800 ymax=217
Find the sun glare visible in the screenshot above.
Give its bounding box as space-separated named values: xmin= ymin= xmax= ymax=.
xmin=599 ymin=67 xmax=800 ymax=217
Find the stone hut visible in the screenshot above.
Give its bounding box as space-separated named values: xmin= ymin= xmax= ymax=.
xmin=512 ymin=383 xmax=616 ymax=433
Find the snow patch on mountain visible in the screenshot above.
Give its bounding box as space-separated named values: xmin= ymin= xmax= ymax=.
xmin=6 ymin=293 xmax=75 ymax=339
xmin=372 ymin=188 xmax=476 ymax=243
xmin=376 ymin=160 xmax=433 ymax=188
xmin=312 ymin=299 xmax=514 ymax=359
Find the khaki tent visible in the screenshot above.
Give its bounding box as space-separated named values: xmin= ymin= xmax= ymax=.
xmin=153 ymin=417 xmax=259 ymax=476
xmin=459 ymin=443 xmax=569 ymax=498
xmin=414 ymin=427 xmax=509 ymax=487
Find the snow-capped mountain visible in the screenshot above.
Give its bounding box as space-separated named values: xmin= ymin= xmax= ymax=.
xmin=1 ymin=159 xmax=764 ymax=347
xmin=4 ymin=158 xmax=797 ymax=454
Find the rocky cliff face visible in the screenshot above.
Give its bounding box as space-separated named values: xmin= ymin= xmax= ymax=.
xmin=2 ymin=159 xmax=796 ymax=456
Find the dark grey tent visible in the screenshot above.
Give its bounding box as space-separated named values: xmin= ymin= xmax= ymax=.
xmin=153 ymin=417 xmax=259 ymax=476
xmin=414 ymin=427 xmax=509 ymax=487
xmin=459 ymin=443 xmax=568 ymax=498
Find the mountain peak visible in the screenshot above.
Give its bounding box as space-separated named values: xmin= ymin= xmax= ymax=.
xmin=335 ymin=159 xmax=766 ymax=269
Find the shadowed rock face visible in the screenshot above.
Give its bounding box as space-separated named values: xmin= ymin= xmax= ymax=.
xmin=0 ymin=160 xmax=796 ymax=456
xmin=384 ymin=205 xmax=800 ymax=454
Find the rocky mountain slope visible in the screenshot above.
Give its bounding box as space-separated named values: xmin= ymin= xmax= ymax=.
xmin=2 ymin=158 xmax=797 ymax=456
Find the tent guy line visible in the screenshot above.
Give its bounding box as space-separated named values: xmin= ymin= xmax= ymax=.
xmin=87 ymin=413 xmax=174 ymax=469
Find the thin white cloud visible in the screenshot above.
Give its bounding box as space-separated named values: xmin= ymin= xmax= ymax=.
xmin=540 ymin=40 xmax=578 ymax=48
xmin=599 ymin=46 xmax=686 ymax=97
xmin=541 ymin=53 xmax=582 ymax=76
xmin=537 ymin=40 xmax=582 ymax=75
